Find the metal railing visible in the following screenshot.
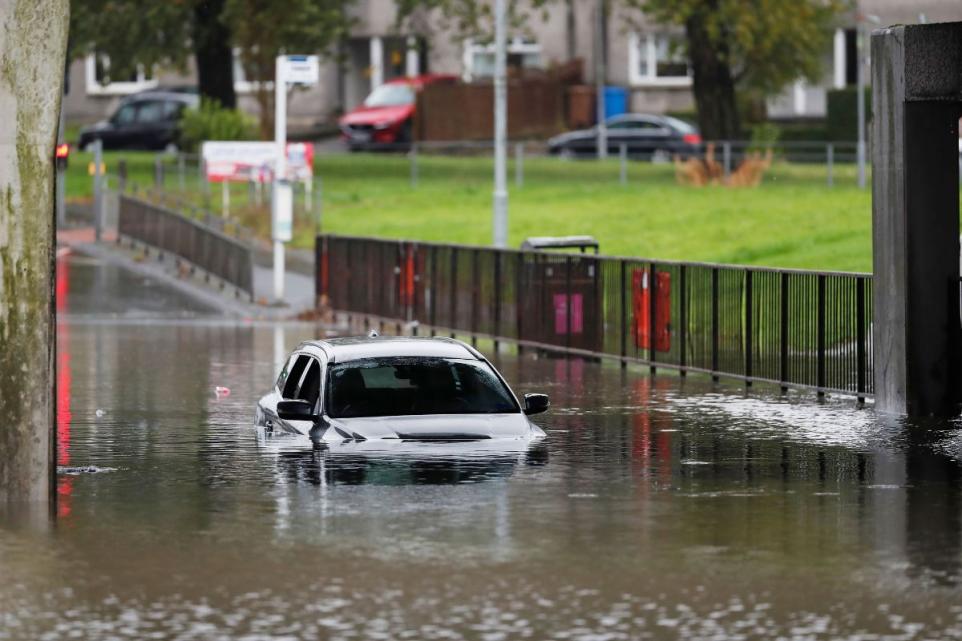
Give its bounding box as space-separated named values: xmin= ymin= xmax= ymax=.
xmin=316 ymin=234 xmax=874 ymax=399
xmin=118 ymin=194 xmax=255 ymax=299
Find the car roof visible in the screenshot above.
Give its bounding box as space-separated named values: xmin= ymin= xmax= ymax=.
xmin=121 ymin=91 xmax=199 ymax=105
xmin=299 ymin=336 xmax=481 ymax=363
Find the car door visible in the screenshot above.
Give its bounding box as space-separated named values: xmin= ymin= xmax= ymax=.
xmin=275 ymin=354 xmax=324 ymax=436
xmin=102 ymin=102 xmax=138 ymax=149
xmin=605 ymin=118 xmax=635 ymax=156
xmin=131 ymin=100 xmax=167 ymax=150
xmin=259 ymin=353 xmax=310 ymax=432
xmin=632 ymin=118 xmax=674 ymax=159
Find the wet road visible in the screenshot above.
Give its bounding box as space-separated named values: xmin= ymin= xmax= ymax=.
xmin=2 ymin=252 xmax=962 ymax=640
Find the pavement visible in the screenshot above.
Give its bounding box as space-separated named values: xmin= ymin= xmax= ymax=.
xmin=58 ymin=226 xmax=318 ymax=320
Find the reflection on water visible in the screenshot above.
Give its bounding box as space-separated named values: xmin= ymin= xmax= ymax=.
xmin=2 ymin=254 xmax=962 ymax=639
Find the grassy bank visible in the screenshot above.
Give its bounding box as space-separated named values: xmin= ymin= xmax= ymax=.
xmin=67 ymin=150 xmax=873 ymax=272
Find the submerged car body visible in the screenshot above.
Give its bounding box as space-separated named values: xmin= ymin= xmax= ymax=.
xmin=255 ymin=336 xmax=548 ymax=442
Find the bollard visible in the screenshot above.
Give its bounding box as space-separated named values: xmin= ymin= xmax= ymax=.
xmin=826 ymin=143 xmax=834 ymax=188
xmin=93 ymin=138 xmax=103 ymax=241
xmin=410 ymin=142 xmax=419 ymax=188
xmin=515 ymin=142 xmax=524 ymax=187
xmin=619 ymin=143 xmax=627 ymax=185
xmin=722 ymin=141 xmax=732 ymax=180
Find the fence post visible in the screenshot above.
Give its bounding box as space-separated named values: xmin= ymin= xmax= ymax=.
xmin=117 ymin=159 xmax=127 ymax=194
xmin=817 ymin=274 xmax=826 ymax=394
xmin=471 ymin=248 xmax=480 ymax=346
xmin=178 ymin=154 xmax=186 ymax=192
xmin=780 ymin=272 xmax=790 ymax=392
xmin=679 ymin=264 xmax=687 ymax=376
xmin=620 ymin=259 xmax=627 ymax=367
xmin=516 ymin=252 xmax=524 ymax=353
xmin=856 ymin=278 xmax=866 ymax=401
xmin=649 ymin=263 xmax=658 ymax=372
xmin=565 ymin=255 xmax=573 ymax=351
xmin=410 ymin=142 xmax=419 ymax=188
xmin=154 ymin=155 xmax=164 ymax=189
xmin=515 ymin=142 xmax=524 ymax=187
xmin=826 ymin=143 xmax=834 ymax=188
xmin=722 ymin=141 xmax=732 ymax=181
xmin=449 ymin=246 xmax=457 ymax=338
xmin=493 ymin=251 xmax=502 ymax=351
xmin=221 ymin=180 xmax=230 ymax=218
xmin=429 ymin=248 xmax=438 ymax=337
xmin=745 ymin=270 xmax=753 ymax=385
xmin=711 ymin=267 xmax=719 ymax=380
xmin=619 ymin=143 xmax=627 ymax=185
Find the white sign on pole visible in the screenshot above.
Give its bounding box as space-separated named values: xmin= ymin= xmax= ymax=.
xmin=201 ymin=141 xmax=314 ymax=182
xmin=279 ymin=55 xmax=319 ymax=85
xmin=272 ymin=182 xmax=293 ymax=242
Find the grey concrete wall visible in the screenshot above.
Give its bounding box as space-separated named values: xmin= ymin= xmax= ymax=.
xmin=0 ymin=0 xmax=70 ymax=503
xmin=871 ymin=22 xmax=962 ymax=416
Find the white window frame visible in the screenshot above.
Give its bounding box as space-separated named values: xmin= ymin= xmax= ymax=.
xmin=85 ymin=54 xmax=158 ymax=96
xmin=628 ymin=33 xmax=692 ymax=88
xmin=462 ymin=37 xmax=542 ymax=82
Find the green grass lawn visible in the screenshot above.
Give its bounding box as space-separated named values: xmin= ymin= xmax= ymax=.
xmin=67 ymin=150 xmax=874 ymax=272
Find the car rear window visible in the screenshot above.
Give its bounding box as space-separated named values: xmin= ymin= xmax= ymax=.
xmin=363 ymin=83 xmax=415 ymax=108
xmin=326 ymin=357 xmax=519 ymax=418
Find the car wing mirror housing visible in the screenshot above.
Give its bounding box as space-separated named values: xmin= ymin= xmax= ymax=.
xmin=277 ymin=399 xmax=319 ymax=422
xmin=523 ymin=393 xmax=550 ymax=415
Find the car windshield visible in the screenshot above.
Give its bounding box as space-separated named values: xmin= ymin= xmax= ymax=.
xmin=326 ymin=357 xmax=519 ymax=418
xmin=363 ymin=83 xmax=415 ymax=108
xmin=662 ymin=115 xmax=697 ymax=134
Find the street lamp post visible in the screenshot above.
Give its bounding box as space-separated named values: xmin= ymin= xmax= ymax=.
xmin=594 ymin=0 xmax=607 ymax=160
xmin=492 ymin=0 xmax=508 ymax=248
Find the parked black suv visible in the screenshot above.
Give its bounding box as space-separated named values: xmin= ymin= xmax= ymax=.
xmin=78 ymin=91 xmax=199 ymax=151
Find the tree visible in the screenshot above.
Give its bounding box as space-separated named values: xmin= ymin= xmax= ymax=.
xmin=627 ymin=0 xmax=845 ymax=140
xmin=70 ymin=0 xmax=237 ymax=109
xmin=222 ymin=0 xmax=353 ymax=139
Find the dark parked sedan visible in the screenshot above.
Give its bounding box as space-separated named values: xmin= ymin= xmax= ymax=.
xmin=256 ymin=336 xmax=550 ymax=442
xmin=548 ymin=113 xmax=701 ymax=160
xmin=78 ymin=91 xmax=198 ymax=151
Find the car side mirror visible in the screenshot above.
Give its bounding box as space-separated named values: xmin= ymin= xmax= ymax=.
xmin=523 ymin=393 xmax=549 ymax=415
xmin=277 ymin=399 xmax=318 ymax=422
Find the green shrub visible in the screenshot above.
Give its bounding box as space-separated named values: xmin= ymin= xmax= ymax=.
xmin=178 ymin=99 xmax=257 ymax=152
xmin=827 ymin=88 xmax=871 ymax=141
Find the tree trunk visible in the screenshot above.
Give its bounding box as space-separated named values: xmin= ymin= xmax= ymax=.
xmin=193 ymin=0 xmax=236 ymax=108
xmin=685 ymin=9 xmax=741 ymax=141
xmin=0 ymin=0 xmax=70 ymax=505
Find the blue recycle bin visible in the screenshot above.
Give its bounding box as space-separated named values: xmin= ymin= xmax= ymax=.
xmin=603 ymin=86 xmax=628 ymax=120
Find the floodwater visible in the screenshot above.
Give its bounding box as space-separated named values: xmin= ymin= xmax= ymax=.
xmin=2 ymin=252 xmax=962 ymax=640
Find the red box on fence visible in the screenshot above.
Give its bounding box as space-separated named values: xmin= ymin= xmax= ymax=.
xmin=632 ymin=269 xmax=671 ymax=352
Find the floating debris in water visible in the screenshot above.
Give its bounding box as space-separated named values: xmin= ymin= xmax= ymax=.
xmin=94 ymin=409 xmax=106 ymax=418
xmin=680 ymin=460 xmax=713 ymax=466
xmin=214 ymin=386 xmax=231 ymax=398
xmin=57 ymin=465 xmax=117 ymax=475
xmin=567 ymin=493 xmax=598 ymax=499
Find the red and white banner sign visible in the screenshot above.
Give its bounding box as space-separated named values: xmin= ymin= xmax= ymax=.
xmin=201 ymin=141 xmax=314 ymax=183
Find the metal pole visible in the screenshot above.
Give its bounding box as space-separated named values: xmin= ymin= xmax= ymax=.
xmin=826 ymin=143 xmax=834 ymax=187
xmin=594 ymin=0 xmax=607 ymax=160
xmin=410 ymin=142 xmax=419 ymax=188
xmin=619 ymin=143 xmax=627 ymax=185
xmin=492 ymin=0 xmax=509 ymax=248
xmin=93 ymin=138 xmax=103 ymax=241
xmin=515 ymin=142 xmax=523 ymax=187
xmin=221 ymin=179 xmax=229 ymax=218
xmin=856 ymin=21 xmax=867 ymax=189
xmin=722 ymin=141 xmax=732 ymax=180
xmin=178 ymin=154 xmax=186 ymax=192
xmin=272 ymin=55 xmax=288 ymax=302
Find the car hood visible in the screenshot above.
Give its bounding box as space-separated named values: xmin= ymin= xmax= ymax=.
xmin=339 ymin=104 xmax=413 ymax=127
xmin=322 ymin=413 xmax=544 ymax=441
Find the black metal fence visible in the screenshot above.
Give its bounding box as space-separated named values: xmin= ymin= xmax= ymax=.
xmin=317 ymin=234 xmax=874 ymax=398
xmin=119 ymin=195 xmax=255 ymax=298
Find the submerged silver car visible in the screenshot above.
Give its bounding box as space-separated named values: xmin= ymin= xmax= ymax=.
xmin=255 ymin=336 xmax=549 ymax=442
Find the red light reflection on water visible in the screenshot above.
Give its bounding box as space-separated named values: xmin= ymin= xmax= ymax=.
xmin=56 ymin=254 xmax=73 ymax=519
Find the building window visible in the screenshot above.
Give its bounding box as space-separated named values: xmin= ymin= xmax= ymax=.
xmin=628 ymin=33 xmax=691 ymax=87
xmin=85 ymin=54 xmax=157 ymax=95
xmin=462 ymin=37 xmax=541 ymax=82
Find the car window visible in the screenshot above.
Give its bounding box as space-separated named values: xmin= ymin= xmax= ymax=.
xmin=282 ymin=355 xmax=311 ymax=398
xmin=326 ymin=357 xmax=519 ymax=418
xmin=112 ymin=104 xmax=136 ymax=126
xmin=276 ymin=354 xmax=299 ymax=392
xmin=363 ymin=83 xmax=415 ymax=108
xmin=163 ymin=101 xmax=185 ymax=121
xmin=136 ymin=101 xmax=165 ymax=124
xmin=296 ymin=359 xmax=322 ymax=407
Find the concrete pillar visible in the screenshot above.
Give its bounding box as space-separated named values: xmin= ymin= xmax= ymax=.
xmin=0 ymin=0 xmax=70 ymax=503
xmin=872 ymin=22 xmax=962 ymax=416
xmin=369 ymin=36 xmax=383 ymax=90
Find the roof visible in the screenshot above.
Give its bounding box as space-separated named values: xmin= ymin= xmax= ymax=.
xmin=304 ymin=336 xmax=480 ymax=363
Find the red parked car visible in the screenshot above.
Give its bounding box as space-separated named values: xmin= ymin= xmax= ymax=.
xmin=339 ymin=74 xmax=457 ymax=150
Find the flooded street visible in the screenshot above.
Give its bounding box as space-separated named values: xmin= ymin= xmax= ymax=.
xmin=2 ymin=253 xmax=962 ymax=640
